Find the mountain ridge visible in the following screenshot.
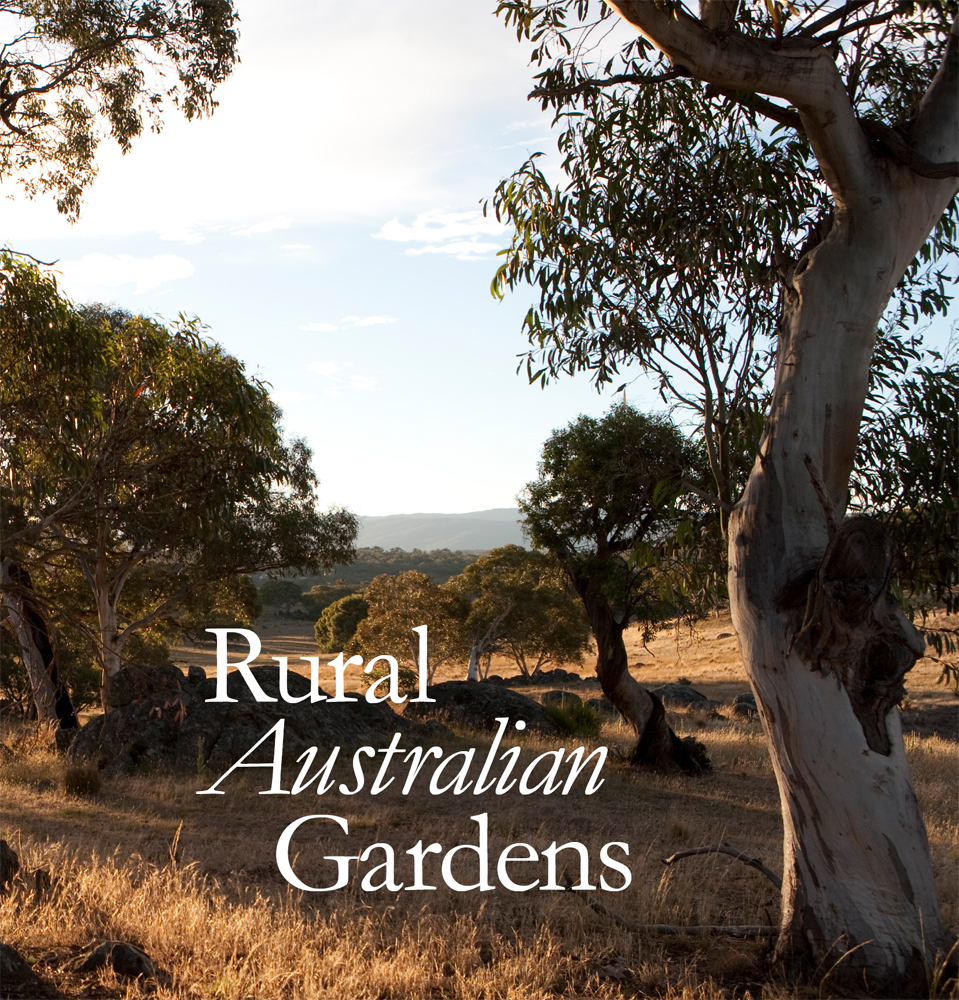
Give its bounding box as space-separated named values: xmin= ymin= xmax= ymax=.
xmin=356 ymin=507 xmax=526 ymax=551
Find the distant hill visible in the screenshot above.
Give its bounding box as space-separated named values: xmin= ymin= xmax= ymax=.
xmin=356 ymin=508 xmax=526 ymax=551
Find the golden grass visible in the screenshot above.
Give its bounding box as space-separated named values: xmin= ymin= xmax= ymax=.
xmin=2 ymin=611 xmax=955 ymax=999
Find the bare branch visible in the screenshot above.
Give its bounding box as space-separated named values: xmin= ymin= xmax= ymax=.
xmin=562 ymin=870 xmax=776 ymax=937
xmin=682 ymin=481 xmax=735 ymax=514
xmin=643 ymin=923 xmax=777 ymax=937
xmin=792 ymin=1 xmax=871 ymax=39
xmin=662 ymin=843 xmax=783 ymax=889
xmin=709 ymin=87 xmax=803 ymax=131
xmin=815 ymin=11 xmax=907 ymax=47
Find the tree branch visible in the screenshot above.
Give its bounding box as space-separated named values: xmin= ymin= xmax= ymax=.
xmin=607 ymin=1 xmax=835 ymax=109
xmin=682 ymin=481 xmax=735 ymax=514
xmin=909 ymin=15 xmax=959 ymax=177
xmin=792 ymin=1 xmax=871 ymax=39
xmin=662 ymin=843 xmax=783 ymax=889
xmin=561 ymin=870 xmax=775 ymax=937
xmin=606 ymin=0 xmax=882 ymax=213
xmin=860 ymin=119 xmax=958 ymax=180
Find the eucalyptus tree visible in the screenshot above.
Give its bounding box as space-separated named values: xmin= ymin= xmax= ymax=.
xmin=494 ymin=0 xmax=958 ymax=990
xmin=519 ymin=404 xmax=706 ymax=772
xmin=1 ymin=259 xmax=357 ymax=703
xmin=348 ymin=572 xmax=470 ymax=682
xmin=315 ymin=593 xmax=369 ymax=653
xmin=448 ymin=545 xmax=591 ymax=680
xmin=0 ymin=0 xmax=238 ymax=218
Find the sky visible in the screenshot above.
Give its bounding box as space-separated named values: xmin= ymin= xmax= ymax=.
xmin=3 ymin=1 xmax=658 ymax=518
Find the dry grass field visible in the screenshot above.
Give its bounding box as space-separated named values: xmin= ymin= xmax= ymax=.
xmin=1 ymin=612 xmax=956 ymax=999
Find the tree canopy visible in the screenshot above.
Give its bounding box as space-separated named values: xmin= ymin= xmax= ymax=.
xmin=448 ymin=545 xmax=591 ymax=679
xmin=348 ymin=571 xmax=469 ymax=683
xmin=0 ymin=0 xmax=238 ymax=218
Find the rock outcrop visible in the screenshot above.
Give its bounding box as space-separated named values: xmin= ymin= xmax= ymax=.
xmin=69 ymin=664 xmax=418 ymax=777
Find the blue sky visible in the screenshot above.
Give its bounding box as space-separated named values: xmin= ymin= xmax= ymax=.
xmin=4 ymin=2 xmax=657 ymax=517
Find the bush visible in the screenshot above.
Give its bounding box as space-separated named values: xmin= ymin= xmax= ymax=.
xmin=544 ymin=702 xmax=603 ymax=737
xmin=63 ymin=762 xmax=101 ymax=796
xmin=315 ymin=594 xmax=369 ymax=652
xmin=0 ymin=645 xmax=33 ymax=714
xmin=0 ymin=633 xmax=101 ymax=714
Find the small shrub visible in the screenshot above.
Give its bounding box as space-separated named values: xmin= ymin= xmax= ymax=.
xmin=544 ymin=702 xmax=602 ymax=737
xmin=680 ymin=735 xmax=712 ymax=772
xmin=363 ymin=659 xmax=417 ymax=696
xmin=62 ymin=762 xmax=101 ymax=797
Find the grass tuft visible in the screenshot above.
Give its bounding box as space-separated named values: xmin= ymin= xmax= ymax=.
xmin=62 ymin=762 xmax=101 ymax=797
xmin=545 ymin=701 xmax=603 ymax=737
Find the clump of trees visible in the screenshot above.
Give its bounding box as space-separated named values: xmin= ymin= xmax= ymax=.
xmin=294 ymin=547 xmax=482 ymax=589
xmin=1 ymin=257 xmax=357 ymax=717
xmin=347 ymin=572 xmax=469 ymax=683
xmin=335 ymin=546 xmax=592 ymax=685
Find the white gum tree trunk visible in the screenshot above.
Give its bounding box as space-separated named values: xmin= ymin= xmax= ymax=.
xmin=607 ymin=4 xmax=958 ymax=992
xmin=1 ymin=559 xmax=58 ymax=726
xmin=95 ymin=583 xmax=124 ymax=679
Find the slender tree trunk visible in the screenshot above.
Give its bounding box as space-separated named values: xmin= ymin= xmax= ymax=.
xmin=1 ymin=560 xmax=78 ymax=729
xmin=572 ymin=573 xmax=704 ymax=773
xmin=728 ymin=192 xmax=952 ymax=993
xmin=96 ymin=588 xmax=123 ymax=678
xmin=94 ymin=586 xmax=125 ymax=711
xmin=466 ymin=642 xmax=481 ymax=682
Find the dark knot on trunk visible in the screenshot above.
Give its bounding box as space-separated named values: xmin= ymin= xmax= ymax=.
xmin=785 ymin=516 xmax=925 ymax=754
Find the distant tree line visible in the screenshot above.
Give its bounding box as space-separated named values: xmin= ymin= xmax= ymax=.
xmin=257 ymin=547 xmax=484 ymax=597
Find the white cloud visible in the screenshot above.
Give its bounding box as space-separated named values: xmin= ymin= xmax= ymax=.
xmin=56 ymin=253 xmax=195 ymax=295
xmin=299 ymin=315 xmax=397 ymax=332
xmin=282 ymin=243 xmax=312 ymax=250
xmin=504 ymin=118 xmax=545 ymax=133
xmin=374 ymin=208 xmax=508 ymax=261
xmin=375 ymin=209 xmax=506 ymax=245
xmin=159 ymin=226 xmax=210 ymax=244
xmin=232 ymin=217 xmax=292 ymax=237
xmin=307 ymin=361 xmax=341 ymax=376
xmin=341 ymin=315 xmax=397 ymax=327
xmin=307 ymin=362 xmax=377 ymax=394
xmin=404 ymin=240 xmax=503 ymax=261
